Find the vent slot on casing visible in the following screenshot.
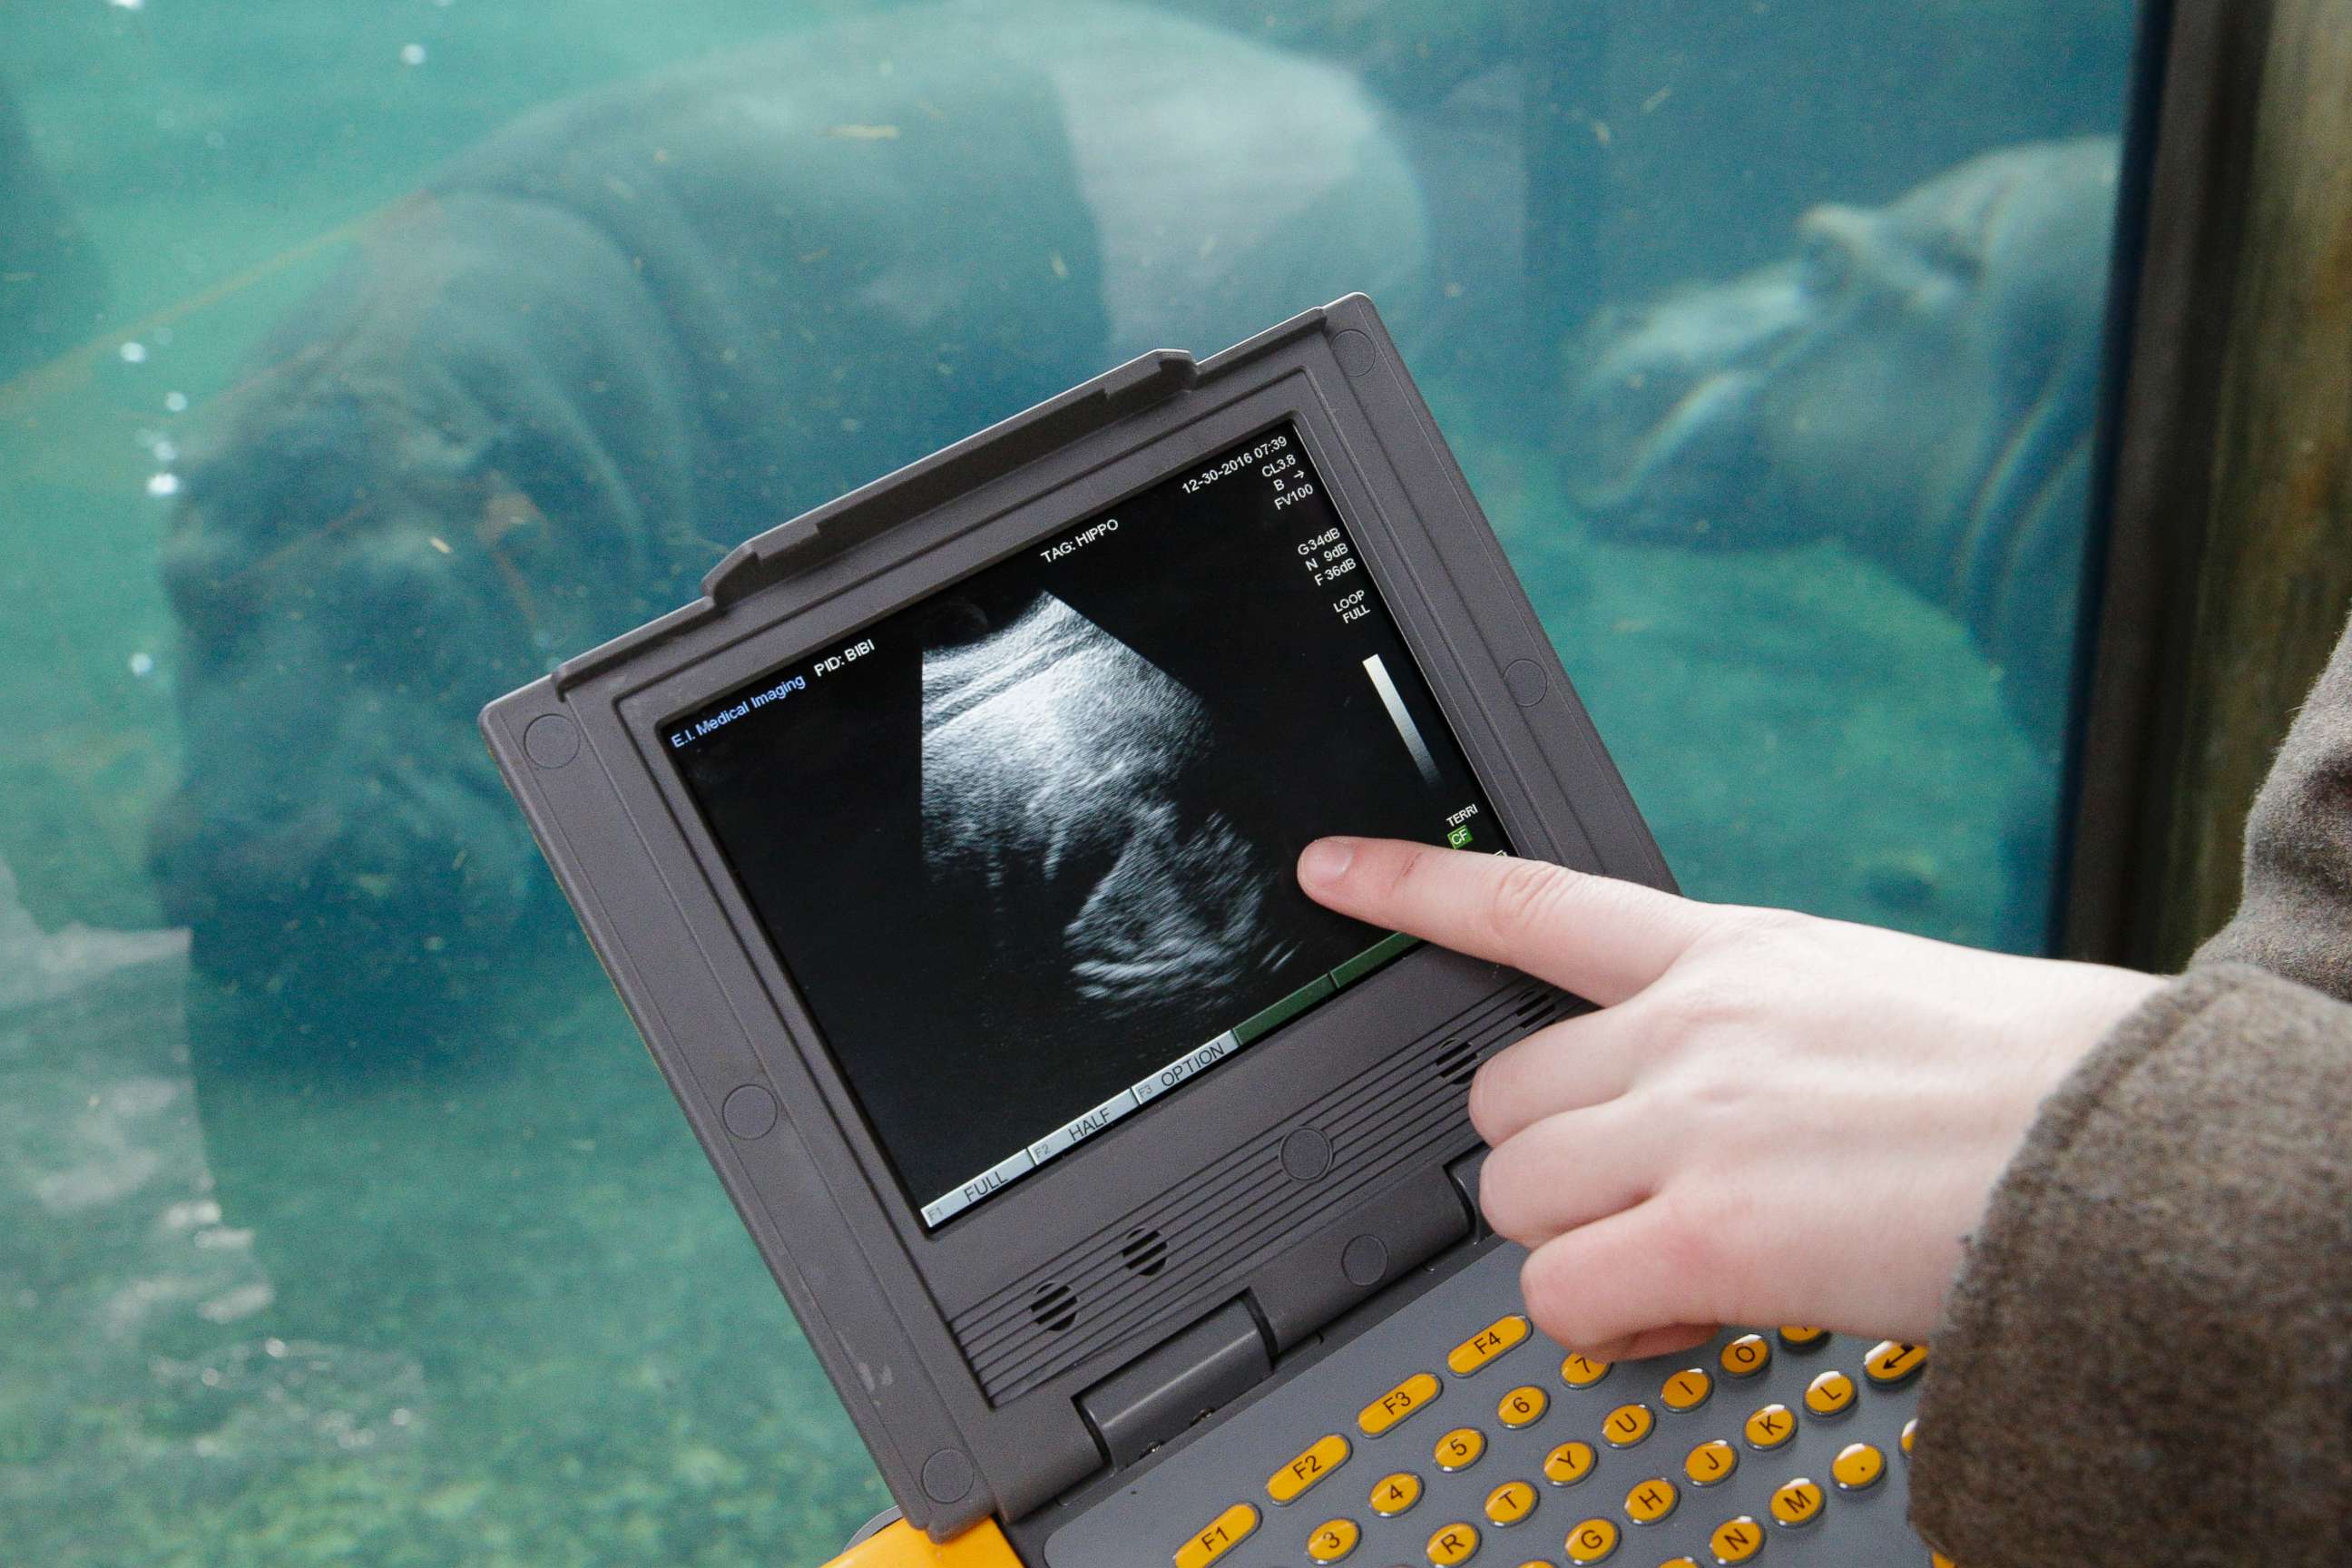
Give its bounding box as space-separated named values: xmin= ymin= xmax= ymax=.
xmin=951 ymin=981 xmax=1575 ymax=1404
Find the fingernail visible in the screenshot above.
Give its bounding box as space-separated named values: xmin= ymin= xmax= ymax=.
xmin=1298 ymin=837 xmax=1357 ymax=889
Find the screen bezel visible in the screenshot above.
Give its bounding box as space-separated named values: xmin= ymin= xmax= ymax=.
xmin=485 ymin=300 xmax=1678 ymax=1531
xmin=652 ymin=415 xmax=1502 ymax=1236
xmin=603 ymin=372 xmax=1598 ymax=1313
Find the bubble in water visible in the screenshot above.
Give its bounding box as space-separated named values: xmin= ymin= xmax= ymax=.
xmin=118 ymin=341 xmax=148 ymax=364
xmin=128 ymin=652 xmax=155 ymax=678
xmin=165 ymin=391 xmax=189 ymax=413
xmin=107 ymin=0 xmax=143 ymax=9
xmin=145 ymin=472 xmax=181 ymax=498
xmin=399 ymin=43 xmax=427 ymax=65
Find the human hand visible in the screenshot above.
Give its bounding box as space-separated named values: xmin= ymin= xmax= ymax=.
xmin=1296 ymin=836 xmax=2164 ymax=1360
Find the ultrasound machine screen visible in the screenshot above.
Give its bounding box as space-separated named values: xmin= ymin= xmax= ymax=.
xmin=667 ymin=424 xmax=1504 ymax=1229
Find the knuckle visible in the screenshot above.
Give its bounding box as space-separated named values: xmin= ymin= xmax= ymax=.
xmin=1475 ymin=1140 xmax=1537 ymax=1242
xmin=1464 ymin=1059 xmax=1506 ymax=1142
xmin=1380 ymin=840 xmax=1439 ymax=906
xmin=1650 ymin=1183 xmax=1749 ymax=1322
xmin=1465 ymin=1026 xmax=1550 ymax=1140
xmin=1486 ymin=857 xmax=1575 ymax=947
xmin=1697 ymin=906 xmax=1813 ymax=968
xmin=1519 ymin=1248 xmax=1587 ymax=1344
xmin=1650 ymin=974 xmax=1749 ymax=1039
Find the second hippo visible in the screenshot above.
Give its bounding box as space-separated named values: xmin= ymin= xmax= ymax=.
xmin=1561 ymin=137 xmax=2121 ymax=754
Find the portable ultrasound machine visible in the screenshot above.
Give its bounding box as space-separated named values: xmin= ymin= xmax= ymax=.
xmin=483 ymin=297 xmax=1945 ymax=1568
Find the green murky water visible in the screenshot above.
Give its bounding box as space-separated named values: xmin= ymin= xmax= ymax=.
xmin=2 ymin=3 xmax=2136 ymax=1562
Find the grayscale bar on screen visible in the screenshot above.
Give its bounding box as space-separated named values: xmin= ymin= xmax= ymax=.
xmin=1364 ymin=653 xmax=1441 ymax=786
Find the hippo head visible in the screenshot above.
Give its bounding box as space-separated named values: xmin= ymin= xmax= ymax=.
xmin=148 ymin=379 xmax=541 ymax=1001
xmin=147 ymin=199 xmax=706 ymax=1015
xmin=1559 ymin=139 xmax=2118 ymax=558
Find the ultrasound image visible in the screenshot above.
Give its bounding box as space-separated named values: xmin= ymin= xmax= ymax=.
xmin=920 ymin=593 xmax=1300 ymax=1069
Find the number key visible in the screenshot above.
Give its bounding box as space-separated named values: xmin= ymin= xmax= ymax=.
xmin=1371 ymin=1471 xmax=1423 ymax=1518
xmin=1434 ymin=1426 xmax=1486 ymax=1472
xmin=1307 ymin=1519 xmax=1360 ymax=1564
xmin=1497 ymin=1384 xmax=1548 ymax=1429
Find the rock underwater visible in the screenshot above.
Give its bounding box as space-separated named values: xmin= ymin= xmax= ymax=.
xmin=0 ymin=857 xmax=423 ymax=1519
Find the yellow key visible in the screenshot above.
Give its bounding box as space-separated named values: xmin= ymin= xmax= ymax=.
xmin=1370 ymin=1471 xmax=1424 ymax=1517
xmin=1717 ymin=1334 xmax=1771 ymax=1379
xmin=1622 ymin=1476 xmax=1679 ymax=1525
xmin=1426 ymin=1521 xmax=1481 ymax=1565
xmin=1929 ymin=1554 xmax=1960 ymax=1568
xmin=1307 ymin=1519 xmax=1361 ymax=1564
xmin=1448 ymin=1315 xmax=1532 ymax=1377
xmin=1435 ymin=1426 xmax=1487 ymax=1472
xmin=1659 ymin=1368 xmax=1712 ymax=1413
xmin=1600 ymin=1402 xmax=1654 ymax=1448
xmin=1542 ymin=1439 xmax=1598 ymax=1487
xmin=1802 ymin=1370 xmax=1856 ymax=1418
xmin=1768 ymin=1478 xmax=1824 ymax=1528
xmin=1173 ymin=1501 xmax=1258 ymax=1568
xmin=1709 ymin=1516 xmax=1765 ymax=1564
xmin=1564 ymin=1517 xmax=1621 ymax=1564
xmin=1559 ymin=1352 xmax=1612 ymax=1389
xmin=1863 ymin=1340 xmax=1929 ymax=1388
xmin=1485 ymin=1480 xmax=1538 ymax=1526
xmin=1901 ymin=1417 xmax=1918 ymax=1458
xmin=1683 ymin=1439 xmax=1738 ymax=1487
xmin=1776 ymin=1326 xmax=1828 ymax=1350
xmin=1742 ymin=1403 xmax=1797 ymax=1451
xmin=1497 ymin=1384 xmax=1549 ymax=1429
xmin=1833 ymin=1442 xmax=1886 ymax=1493
xmin=1661 ymin=1560 xmax=1702 ymax=1568
xmin=1269 ymin=1435 xmax=1350 ymax=1504
xmin=1361 ymin=1373 xmax=1442 ymax=1436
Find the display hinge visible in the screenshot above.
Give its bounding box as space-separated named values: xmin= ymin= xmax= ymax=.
xmin=1075 ymin=1298 xmax=1271 ymax=1471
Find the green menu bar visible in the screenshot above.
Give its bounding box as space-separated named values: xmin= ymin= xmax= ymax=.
xmin=1330 ymin=929 xmax=1422 ymax=990
xmin=1232 ymin=974 xmax=1338 ymax=1045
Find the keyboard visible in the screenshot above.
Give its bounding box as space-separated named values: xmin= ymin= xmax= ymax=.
xmin=1044 ymin=1242 xmax=1941 ymax=1567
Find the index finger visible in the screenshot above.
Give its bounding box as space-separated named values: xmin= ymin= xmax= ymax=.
xmin=1296 ymin=837 xmax=1720 ymax=1006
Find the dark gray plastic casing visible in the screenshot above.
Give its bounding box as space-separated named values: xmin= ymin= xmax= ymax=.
xmin=480 ymin=295 xmax=1674 ymax=1541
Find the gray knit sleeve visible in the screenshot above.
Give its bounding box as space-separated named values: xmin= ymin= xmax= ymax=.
xmin=1907 ymin=962 xmax=2352 ymax=1567
xmin=2195 ymin=613 xmax=2352 ymax=1001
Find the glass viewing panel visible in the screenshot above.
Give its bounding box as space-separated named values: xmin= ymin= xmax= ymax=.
xmin=0 ymin=3 xmax=2143 ymax=1563
xmin=667 ymin=424 xmax=1499 ymax=1229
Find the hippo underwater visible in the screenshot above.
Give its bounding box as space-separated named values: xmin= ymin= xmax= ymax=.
xmin=1561 ymin=137 xmax=2121 ymax=757
xmin=149 ymin=0 xmax=1429 ymax=1017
